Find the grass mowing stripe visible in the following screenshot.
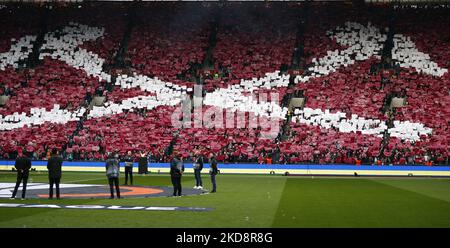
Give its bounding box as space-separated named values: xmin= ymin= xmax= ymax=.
xmin=272 ymin=178 xmax=450 ymax=227
xmin=370 ymin=178 xmax=450 ymax=203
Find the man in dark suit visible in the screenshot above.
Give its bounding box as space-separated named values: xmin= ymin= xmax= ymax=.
xmin=193 ymin=154 xmax=204 ymax=190
xmin=170 ymin=152 xmax=184 ymax=197
xmin=47 ymin=148 xmax=63 ymax=199
xmin=138 ymin=151 xmax=149 ymax=174
xmin=11 ymin=151 xmax=32 ymax=199
xmin=209 ymin=154 xmax=219 ymax=193
xmin=123 ymin=151 xmax=134 ymax=185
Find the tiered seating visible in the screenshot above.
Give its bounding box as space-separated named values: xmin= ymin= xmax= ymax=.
xmin=173 ymin=109 xmax=281 ymax=162
xmin=68 ymin=106 xmax=177 ymax=160
xmin=47 ymin=3 xmax=126 ymax=65
xmin=303 ymin=4 xmax=389 ymax=64
xmin=395 ymin=7 xmax=449 ymax=70
xmin=383 ymin=71 xmax=449 ymax=164
xmin=210 ymin=4 xmax=296 ymax=83
xmin=279 ymin=122 xmax=383 ymax=164
xmin=286 ymin=6 xmax=447 ymax=164
xmin=0 ymin=122 xmax=77 ymax=159
xmin=0 ymin=3 xmax=448 ymax=165
xmin=378 ymin=7 xmax=449 ymax=164
xmin=303 ymin=4 xmax=349 ymax=65
xmin=0 ymin=6 xmax=40 ymax=91
xmin=106 ymin=87 xmax=155 ymax=104
xmin=0 ymin=4 xmax=117 ymax=159
xmin=0 ymin=58 xmax=99 ymax=116
xmin=297 ymin=59 xmax=388 ymax=120
xmin=0 ymin=5 xmax=40 ymax=54
xmin=126 ymin=3 xmax=211 ymax=82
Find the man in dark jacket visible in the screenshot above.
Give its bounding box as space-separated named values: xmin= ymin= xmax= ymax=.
xmin=170 ymin=152 xmax=184 ymax=197
xmin=209 ymin=154 xmax=219 ymax=193
xmin=47 ymin=148 xmax=63 ymax=199
xmin=138 ymin=151 xmax=149 ymax=174
xmin=11 ymin=151 xmax=32 ymax=199
xmin=193 ymin=154 xmax=204 ymax=190
xmin=123 ymin=151 xmax=134 ymax=185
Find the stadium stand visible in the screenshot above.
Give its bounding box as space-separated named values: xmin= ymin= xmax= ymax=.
xmin=0 ymin=2 xmax=448 ymax=165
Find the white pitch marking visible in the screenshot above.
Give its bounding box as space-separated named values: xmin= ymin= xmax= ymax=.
xmin=0 ymin=183 xmax=100 ymax=198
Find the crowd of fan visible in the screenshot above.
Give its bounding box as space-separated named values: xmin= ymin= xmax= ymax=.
xmin=0 ymin=2 xmax=448 ymax=166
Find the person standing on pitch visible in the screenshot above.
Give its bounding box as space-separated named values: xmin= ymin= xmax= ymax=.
xmin=138 ymin=151 xmax=148 ymax=174
xmin=123 ymin=151 xmax=134 ymax=185
xmin=209 ymin=154 xmax=218 ymax=193
xmin=47 ymin=148 xmax=63 ymax=199
xmin=106 ymin=153 xmax=121 ymax=199
xmin=170 ymin=152 xmax=184 ymax=197
xmin=193 ymin=154 xmax=204 ymax=190
xmin=11 ymin=150 xmax=32 ymax=200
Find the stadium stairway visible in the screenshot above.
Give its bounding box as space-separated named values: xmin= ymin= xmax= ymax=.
xmin=373 ymin=6 xmax=400 ymax=163
xmin=380 ymin=5 xmax=396 ymax=69
xmin=201 ymin=6 xmax=220 ymax=71
xmin=277 ymin=9 xmax=307 ymax=143
xmin=25 ymin=7 xmax=48 ymax=69
xmin=290 ymin=1 xmax=307 ymax=69
xmin=111 ymin=3 xmax=135 ymax=69
xmin=279 ymin=5 xmax=308 ymax=143
xmin=64 ymin=91 xmax=96 ymax=154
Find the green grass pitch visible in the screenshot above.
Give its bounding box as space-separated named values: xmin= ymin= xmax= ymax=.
xmin=1 ymin=171 xmax=450 ymax=227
